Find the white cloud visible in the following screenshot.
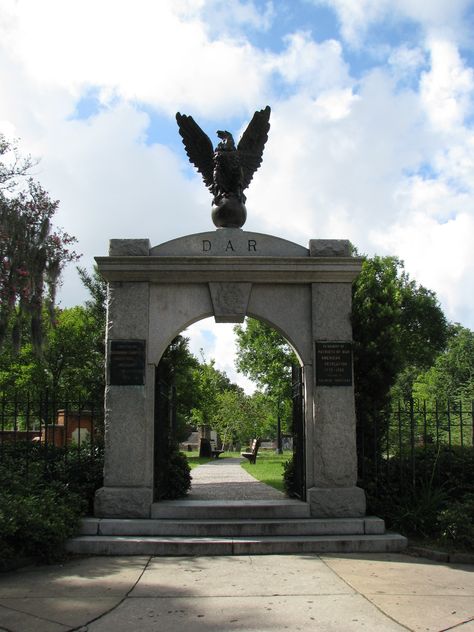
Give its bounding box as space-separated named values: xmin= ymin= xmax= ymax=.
xmin=395 ymin=0 xmax=472 ymax=42
xmin=371 ymin=211 xmax=474 ymax=325
xmin=269 ymin=33 xmax=350 ymax=93
xmin=41 ymin=102 xmax=212 ymax=306
xmin=0 ymin=0 xmax=271 ymax=118
xmin=312 ymin=0 xmax=472 ymax=47
xmin=420 ymin=39 xmax=474 ymax=133
xmin=388 ymin=45 xmax=426 ymax=79
xmin=434 ymin=139 xmax=474 ymax=188
xmin=0 ymin=0 xmax=357 ymax=120
xmin=250 ymin=69 xmax=430 ymax=241
xmin=311 ymin=0 xmax=386 ymax=46
xmin=313 ymin=89 xmax=358 ymax=120
xmin=1 ymin=0 xmax=474 ymax=389
xmin=248 ymin=54 xmax=474 ymax=337
xmin=200 ymin=0 xmax=275 ymax=34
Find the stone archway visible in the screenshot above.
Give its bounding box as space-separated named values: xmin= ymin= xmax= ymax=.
xmin=94 ymin=229 xmax=366 ymax=519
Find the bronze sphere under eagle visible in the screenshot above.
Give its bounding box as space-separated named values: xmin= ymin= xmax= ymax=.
xmin=176 ymin=106 xmax=271 ymax=228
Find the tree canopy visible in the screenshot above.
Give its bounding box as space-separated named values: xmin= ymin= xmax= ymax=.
xmin=352 ymin=255 xmax=448 ymax=416
xmin=0 ymin=135 xmax=79 ymax=352
xmin=212 ymin=389 xmax=279 ymax=448
xmin=189 ymin=357 xmax=238 ymax=429
xmin=233 ymin=318 xmax=298 ymax=439
xmin=0 ymin=266 xmax=106 ymax=407
xmin=0 ymin=305 xmax=105 ymax=405
xmin=234 ymin=318 xmax=297 ymax=399
xmin=413 ymin=323 xmax=474 ymax=403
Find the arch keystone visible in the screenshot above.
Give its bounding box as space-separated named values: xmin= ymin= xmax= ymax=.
xmin=209 ymin=282 xmax=252 ymax=323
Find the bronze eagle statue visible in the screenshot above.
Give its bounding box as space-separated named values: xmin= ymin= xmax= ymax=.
xmin=176 ymin=106 xmax=271 ymax=228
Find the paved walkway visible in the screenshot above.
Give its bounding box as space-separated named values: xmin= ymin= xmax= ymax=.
xmin=0 ymin=553 xmax=473 ymax=631
xmin=1 ymin=458 xmax=473 ymax=631
xmin=188 ymin=457 xmax=285 ymax=500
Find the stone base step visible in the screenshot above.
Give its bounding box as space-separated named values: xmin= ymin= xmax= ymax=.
xmin=150 ymin=499 xmax=311 ymax=520
xmin=66 ymin=533 xmax=407 ymax=556
xmin=79 ymin=516 xmax=385 ymax=538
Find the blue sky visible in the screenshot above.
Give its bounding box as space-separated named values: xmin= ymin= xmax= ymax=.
xmin=1 ymin=0 xmax=474 ymax=387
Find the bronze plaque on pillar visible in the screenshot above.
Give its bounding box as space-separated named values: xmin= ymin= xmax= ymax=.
xmin=315 ymin=342 xmax=353 ymax=386
xmin=110 ymin=340 xmax=146 ymax=385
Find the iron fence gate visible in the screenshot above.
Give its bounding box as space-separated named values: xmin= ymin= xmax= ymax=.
xmin=153 ymin=361 xmax=177 ymax=500
xmin=358 ymin=398 xmax=474 ymax=492
xmin=0 ymin=392 xmax=103 ymax=453
xmin=291 ymin=365 xmax=306 ymax=500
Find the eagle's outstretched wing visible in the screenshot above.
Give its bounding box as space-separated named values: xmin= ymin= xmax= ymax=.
xmin=176 ymin=113 xmax=214 ymax=188
xmin=237 ymin=106 xmax=271 ymax=191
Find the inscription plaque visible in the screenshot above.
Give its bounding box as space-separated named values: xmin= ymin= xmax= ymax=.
xmin=315 ymin=342 xmax=352 ymax=386
xmin=110 ymin=340 xmax=146 ymax=385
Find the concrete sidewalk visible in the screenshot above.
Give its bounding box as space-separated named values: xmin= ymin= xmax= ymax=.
xmin=187 ymin=457 xmax=286 ymax=500
xmin=0 ymin=553 xmax=473 ymax=632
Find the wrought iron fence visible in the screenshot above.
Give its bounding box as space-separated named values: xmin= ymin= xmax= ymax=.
xmin=0 ymin=391 xmax=104 ymax=462
xmin=0 ymin=392 xmax=105 ymax=517
xmin=358 ymin=398 xmax=474 ymax=492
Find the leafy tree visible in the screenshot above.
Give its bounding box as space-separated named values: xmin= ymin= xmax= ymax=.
xmin=158 ymin=335 xmax=201 ymax=442
xmin=352 ymin=256 xmax=448 ymax=467
xmin=413 ymin=324 xmax=474 ymax=403
xmin=0 ymin=306 xmax=105 ymax=405
xmin=0 ymin=135 xmax=79 ymax=351
xmin=190 ymin=357 xmax=239 ymax=430
xmin=247 ymin=390 xmax=281 ymax=441
xmin=213 ymin=388 xmax=249 ymax=448
xmin=76 ymin=265 xmax=108 ymax=399
xmin=0 ymin=134 xmax=34 ymax=191
xmin=212 ymin=388 xmax=279 ymax=448
xmin=234 ymin=318 xmax=297 ymax=400
xmin=77 ymin=266 xmax=107 ymax=337
xmin=43 ymin=306 xmax=105 ymax=402
xmin=0 ymin=266 xmax=109 ymax=405
xmin=234 ymin=318 xmax=296 ymax=443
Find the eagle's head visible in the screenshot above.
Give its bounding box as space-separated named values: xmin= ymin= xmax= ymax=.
xmin=216 ymin=130 xmax=235 ymax=151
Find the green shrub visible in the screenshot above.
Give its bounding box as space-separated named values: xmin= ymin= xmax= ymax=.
xmin=0 ymin=442 xmax=104 ymax=563
xmin=283 ymin=455 xmax=297 ymax=498
xmin=0 ymin=485 xmax=83 ymax=563
xmin=364 ymin=445 xmax=474 ymax=549
xmin=55 ymin=445 xmax=104 ymax=514
xmin=438 ymin=494 xmax=474 ymax=549
xmin=154 ymin=447 xmax=191 ymax=500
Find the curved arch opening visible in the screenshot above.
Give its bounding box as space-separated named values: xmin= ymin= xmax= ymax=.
xmin=153 ymin=316 xmax=306 ymax=502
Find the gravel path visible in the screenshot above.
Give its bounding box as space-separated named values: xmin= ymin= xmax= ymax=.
xmin=187 ymin=457 xmax=285 ymax=500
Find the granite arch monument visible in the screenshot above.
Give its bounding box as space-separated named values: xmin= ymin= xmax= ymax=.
xmin=94 ymin=229 xmax=366 ymax=520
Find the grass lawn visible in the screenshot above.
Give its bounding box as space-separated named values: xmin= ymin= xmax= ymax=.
xmin=241 ymin=450 xmax=292 ymax=493
xmin=183 ymin=451 xmax=212 ymax=469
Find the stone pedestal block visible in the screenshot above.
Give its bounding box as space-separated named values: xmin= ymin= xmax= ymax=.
xmin=309 ymin=239 xmax=351 ymax=257
xmin=308 ymin=486 xmax=366 ymax=518
xmin=313 ymin=388 xmax=358 ymax=487
xmin=109 ymin=239 xmax=150 ymax=256
xmin=94 ymin=486 xmax=153 ymax=518
xmin=103 ymin=386 xmax=151 ymax=488
xmin=312 ymin=283 xmax=352 ymax=340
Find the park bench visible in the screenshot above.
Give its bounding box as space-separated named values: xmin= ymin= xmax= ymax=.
xmin=241 ymin=438 xmax=261 ymax=464
xmin=210 ymin=439 xmax=225 ymax=459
